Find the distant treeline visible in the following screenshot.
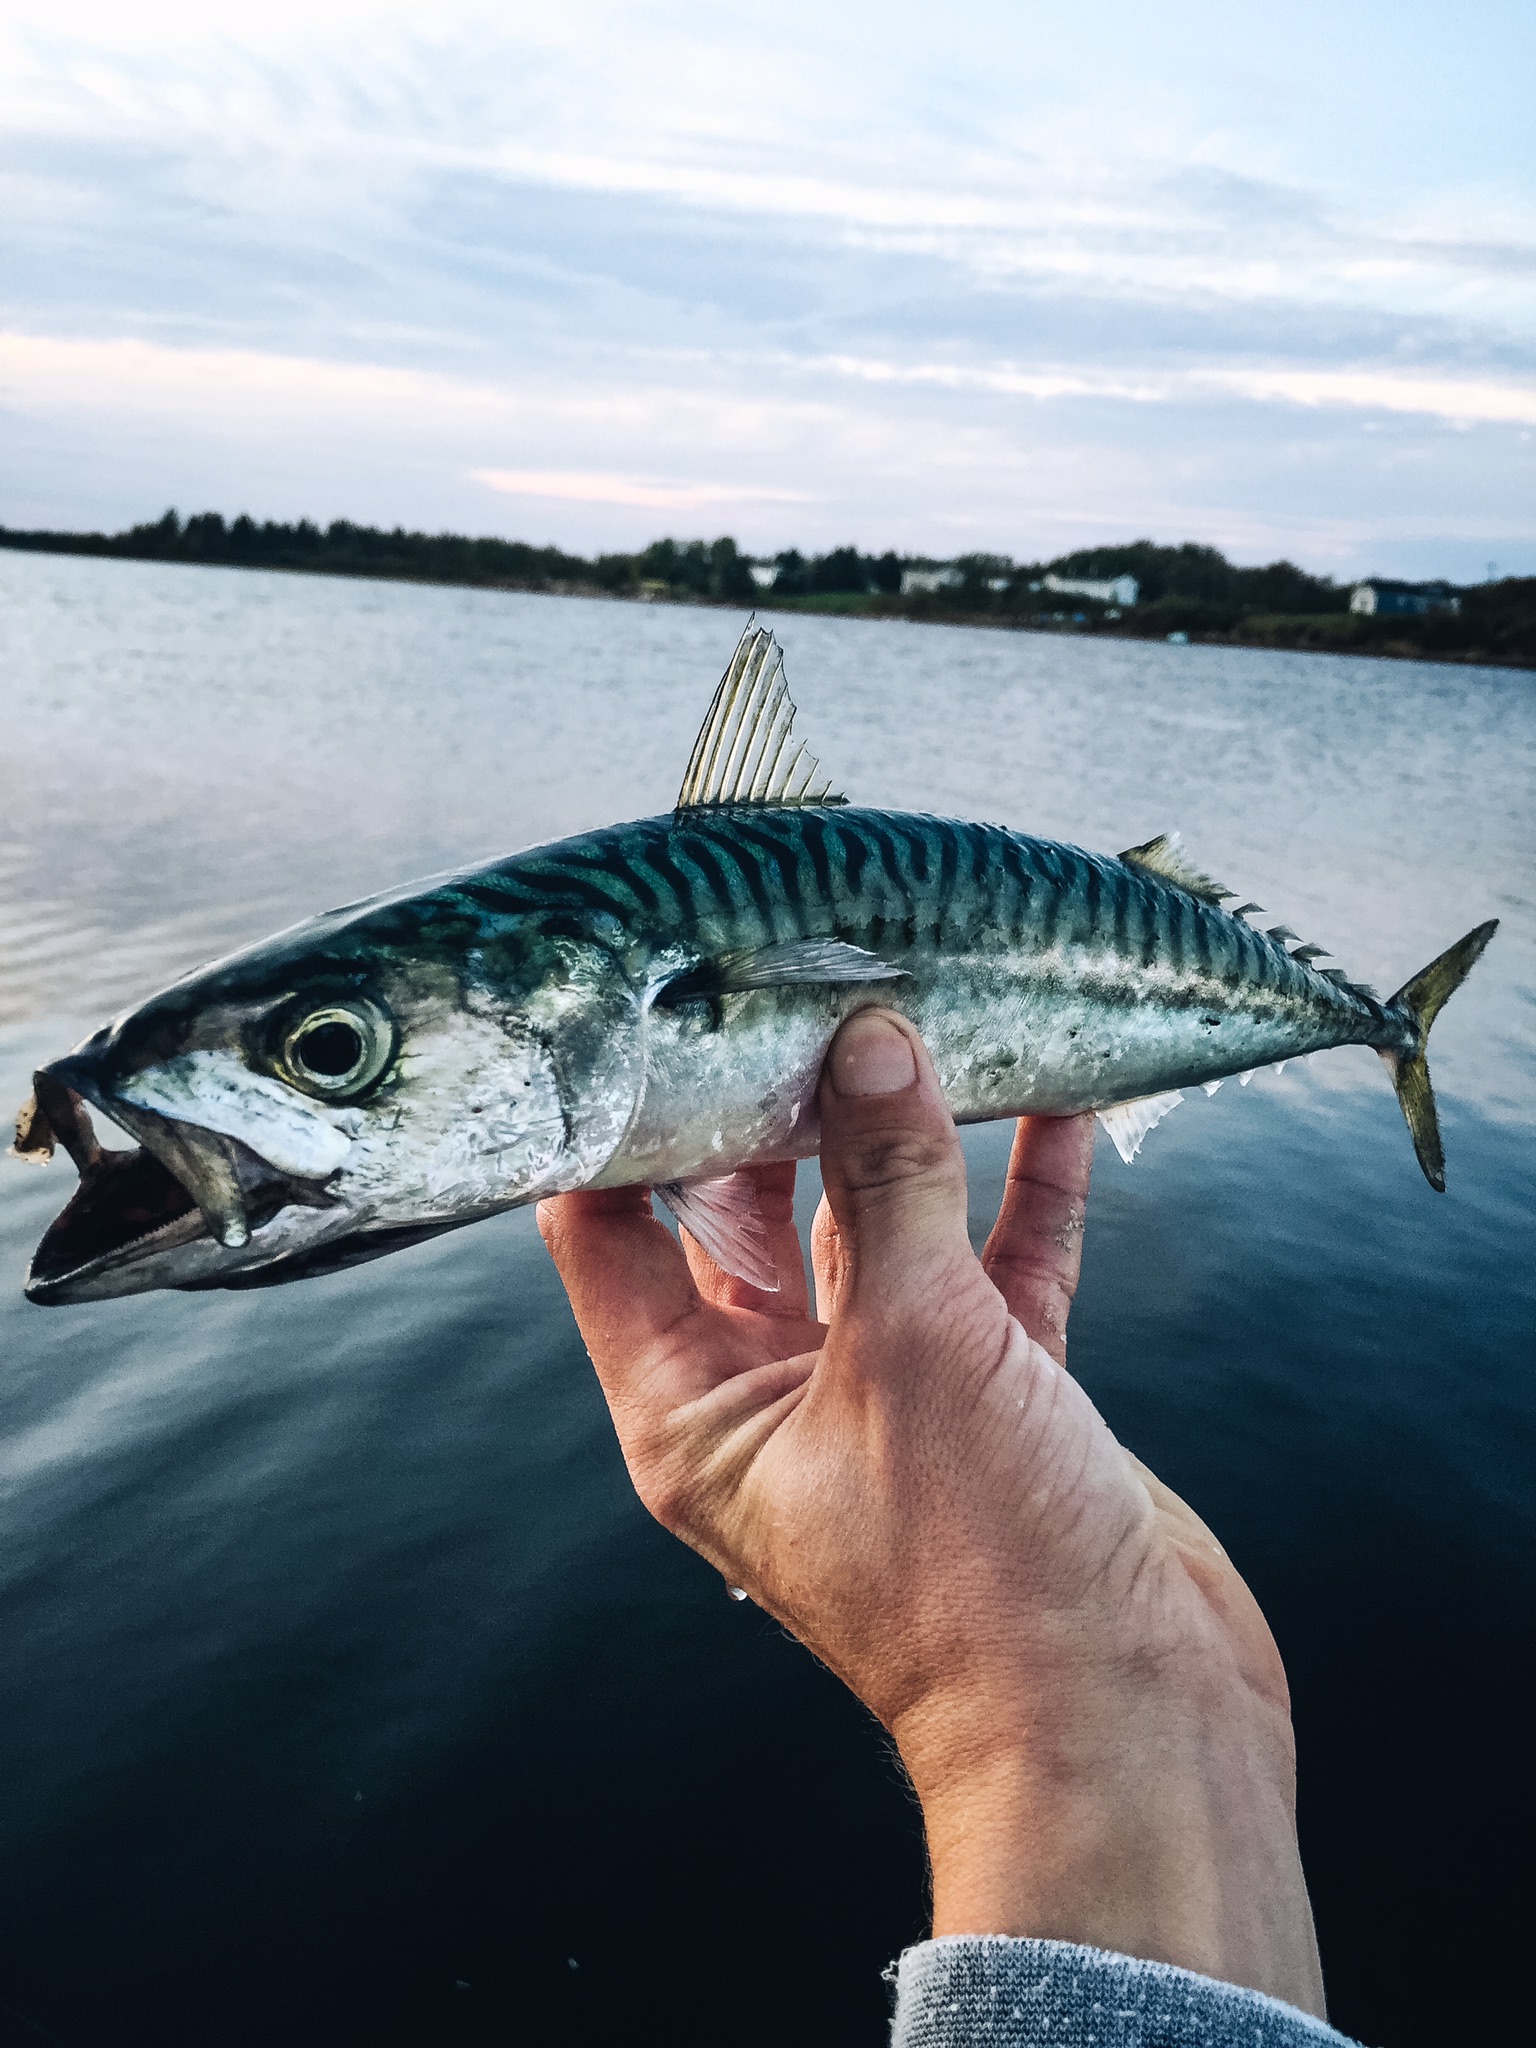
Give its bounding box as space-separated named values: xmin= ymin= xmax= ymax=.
xmin=0 ymin=511 xmax=1349 ymax=609
xmin=2 ymin=510 xmax=1531 ymax=666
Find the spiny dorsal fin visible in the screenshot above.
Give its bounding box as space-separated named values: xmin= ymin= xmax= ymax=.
xmin=677 ymin=623 xmax=845 ymax=810
xmin=1117 ymin=832 xmax=1232 ymax=906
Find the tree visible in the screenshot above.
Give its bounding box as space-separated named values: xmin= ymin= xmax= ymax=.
xmin=1233 ymin=559 xmax=1344 ymax=614
xmin=812 ymin=546 xmax=868 ymax=595
xmin=870 ymin=550 xmax=902 ymax=594
xmin=182 ymin=512 xmax=227 ymax=559
xmin=708 ymin=537 xmax=757 ymax=603
xmin=773 ymin=549 xmax=811 ymax=597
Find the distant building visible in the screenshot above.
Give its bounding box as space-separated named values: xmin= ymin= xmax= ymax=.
xmin=1350 ymin=580 xmax=1460 ymax=617
xmin=900 ymin=566 xmax=964 ymax=595
xmin=1041 ymin=572 xmax=1139 ymax=607
xmin=749 ymin=563 xmax=779 ymax=590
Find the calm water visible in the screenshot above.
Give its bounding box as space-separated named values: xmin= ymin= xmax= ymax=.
xmin=1 ymin=552 xmax=1532 ymax=2046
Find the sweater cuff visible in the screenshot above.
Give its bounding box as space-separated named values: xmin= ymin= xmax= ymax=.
xmin=889 ymin=1936 xmax=1364 ymax=2047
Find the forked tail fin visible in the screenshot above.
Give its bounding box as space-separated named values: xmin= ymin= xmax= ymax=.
xmin=1380 ymin=920 xmax=1498 ymax=1190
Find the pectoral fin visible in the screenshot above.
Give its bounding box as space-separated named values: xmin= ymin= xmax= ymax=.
xmin=715 ymin=939 xmax=904 ymax=991
xmin=656 ymin=938 xmax=903 ymax=1007
xmin=656 ymin=1172 xmax=779 ymax=1291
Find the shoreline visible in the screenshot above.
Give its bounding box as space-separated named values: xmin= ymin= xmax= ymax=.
xmin=754 ymin=591 xmax=1536 ymax=672
xmin=4 ymin=533 xmax=1532 ymax=674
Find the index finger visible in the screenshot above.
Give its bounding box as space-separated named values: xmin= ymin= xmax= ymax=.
xmin=980 ymin=1112 xmax=1095 ymax=1364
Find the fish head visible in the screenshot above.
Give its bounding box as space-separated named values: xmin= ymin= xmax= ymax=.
xmin=20 ymin=881 xmax=646 ymax=1304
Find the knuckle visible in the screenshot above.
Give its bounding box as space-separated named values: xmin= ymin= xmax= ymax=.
xmin=985 ymin=1248 xmax=1079 ymax=1303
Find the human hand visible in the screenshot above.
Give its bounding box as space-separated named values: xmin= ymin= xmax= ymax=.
xmin=537 ymin=1009 xmax=1326 ymax=2017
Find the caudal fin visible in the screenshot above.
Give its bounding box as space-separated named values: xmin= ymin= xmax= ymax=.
xmin=1380 ymin=920 xmax=1498 ymax=1191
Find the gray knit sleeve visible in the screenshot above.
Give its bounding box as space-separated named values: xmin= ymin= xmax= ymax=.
xmin=889 ymin=1937 xmax=1366 ymax=2047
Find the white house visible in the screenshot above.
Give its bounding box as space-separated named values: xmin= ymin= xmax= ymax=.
xmin=748 ymin=562 xmax=780 ymax=590
xmin=900 ymin=566 xmax=964 ymax=596
xmin=1041 ymin=572 xmax=1139 ymax=607
xmin=1349 ymin=580 xmax=1459 ymax=617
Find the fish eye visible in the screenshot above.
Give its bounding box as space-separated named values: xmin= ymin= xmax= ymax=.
xmin=280 ymin=999 xmax=394 ymax=1099
xmin=298 ymin=1020 xmax=363 ymax=1075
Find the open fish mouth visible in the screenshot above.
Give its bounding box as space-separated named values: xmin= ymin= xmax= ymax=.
xmin=17 ymin=1066 xmax=343 ymax=1305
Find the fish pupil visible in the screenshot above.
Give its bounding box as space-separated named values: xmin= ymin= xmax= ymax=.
xmin=297 ymin=1021 xmax=364 ymax=1077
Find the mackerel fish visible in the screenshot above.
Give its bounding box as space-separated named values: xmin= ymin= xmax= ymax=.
xmin=15 ymin=624 xmax=1497 ymax=1303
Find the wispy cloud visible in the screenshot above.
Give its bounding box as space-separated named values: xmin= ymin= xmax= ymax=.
xmin=1206 ymin=368 xmax=1536 ymax=428
xmin=472 ymin=469 xmax=813 ymax=510
xmin=803 ymin=353 xmax=1536 ymax=427
xmin=1 ymin=0 xmax=1532 ymax=575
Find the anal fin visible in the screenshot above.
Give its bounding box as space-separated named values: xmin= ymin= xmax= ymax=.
xmin=656 ymin=1171 xmax=780 ymax=1291
xmin=1096 ymin=1090 xmax=1184 ymax=1164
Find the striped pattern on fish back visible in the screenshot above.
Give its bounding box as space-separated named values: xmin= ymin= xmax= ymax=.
xmin=462 ymin=807 xmax=1381 ymax=1027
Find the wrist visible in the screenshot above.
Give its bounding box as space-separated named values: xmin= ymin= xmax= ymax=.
xmin=894 ymin=1657 xmax=1326 ymax=2019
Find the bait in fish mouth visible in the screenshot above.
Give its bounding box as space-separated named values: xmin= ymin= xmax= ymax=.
xmin=12 ymin=623 xmax=1498 ymax=1305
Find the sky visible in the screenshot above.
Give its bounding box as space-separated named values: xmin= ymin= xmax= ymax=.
xmin=1 ymin=0 xmax=1533 ymax=578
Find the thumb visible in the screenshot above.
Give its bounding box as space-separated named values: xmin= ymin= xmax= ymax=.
xmin=817 ymin=1009 xmax=976 ymax=1327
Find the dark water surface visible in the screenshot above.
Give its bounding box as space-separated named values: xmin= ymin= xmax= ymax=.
xmin=1 ymin=553 xmax=1532 ymax=2046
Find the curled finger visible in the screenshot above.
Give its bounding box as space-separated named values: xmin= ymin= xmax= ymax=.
xmin=981 ymin=1113 xmax=1095 ymax=1365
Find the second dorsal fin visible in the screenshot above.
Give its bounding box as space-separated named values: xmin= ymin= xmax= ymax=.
xmin=1118 ymin=832 xmax=1233 ymax=906
xmin=677 ymin=623 xmax=845 ymax=809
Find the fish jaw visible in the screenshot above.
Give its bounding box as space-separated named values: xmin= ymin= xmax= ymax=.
xmin=22 ymin=1054 xmax=358 ymax=1305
